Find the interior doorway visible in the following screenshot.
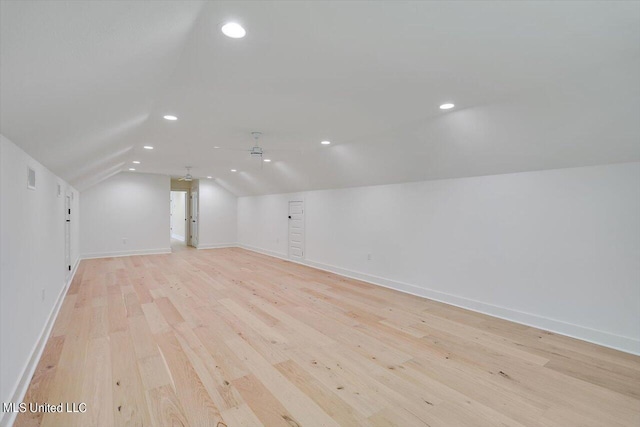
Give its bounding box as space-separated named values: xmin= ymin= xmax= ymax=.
xmin=170 ymin=190 xmax=188 ymax=246
xmin=190 ymin=189 xmax=198 ymax=248
xmin=170 ymin=178 xmax=199 ymax=250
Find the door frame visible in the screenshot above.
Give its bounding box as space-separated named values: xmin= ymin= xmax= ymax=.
xmin=169 ymin=190 xmax=188 ymax=242
xmin=287 ymin=199 xmax=305 ymax=260
xmin=170 ymin=179 xmax=198 ymax=249
xmin=64 ymin=191 xmax=72 ymax=280
xmin=189 ymin=189 xmax=199 ymax=248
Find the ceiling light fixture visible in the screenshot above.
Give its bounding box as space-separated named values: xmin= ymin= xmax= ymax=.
xmin=263 ymin=159 xmax=271 ymax=162
xmin=214 ymin=146 xmax=220 ymax=149
xmin=207 ymin=176 xmax=212 ymax=179
xmin=230 ymin=169 xmax=237 ymax=172
xmin=221 ymin=22 xmax=246 ymax=39
xmin=132 ymin=161 xmax=140 ymax=164
xmin=439 ymin=103 xmax=455 ymax=110
xmin=163 ymin=115 xmax=178 ymax=121
xmin=143 ymin=146 xmax=154 ymax=150
xmin=321 ymin=140 xmax=331 ymax=145
xmin=129 ymin=168 xmax=136 ymax=171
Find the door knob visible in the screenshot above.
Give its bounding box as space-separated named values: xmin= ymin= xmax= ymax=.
xmin=288 ymin=216 xmax=291 ymax=219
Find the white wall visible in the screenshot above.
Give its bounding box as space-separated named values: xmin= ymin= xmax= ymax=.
xmin=238 ymin=191 xmax=303 ymax=255
xmin=80 ymin=172 xmax=170 ymax=257
xmin=0 ymin=134 xmax=80 ymax=424
xmin=238 ymin=162 xmax=640 ymax=354
xmin=170 ymin=191 xmax=186 ymax=240
xmin=197 ymin=179 xmax=238 ymax=249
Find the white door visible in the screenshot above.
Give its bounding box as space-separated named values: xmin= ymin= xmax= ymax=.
xmin=190 ymin=191 xmax=198 ymax=247
xmin=288 ymin=201 xmax=304 ymax=260
xmin=64 ymin=194 xmax=71 ymax=279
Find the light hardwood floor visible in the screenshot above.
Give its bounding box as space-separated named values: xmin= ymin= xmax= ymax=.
xmin=15 ymin=247 xmax=640 ymax=426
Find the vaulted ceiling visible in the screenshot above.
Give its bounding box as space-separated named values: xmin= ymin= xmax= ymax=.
xmin=1 ymin=1 xmax=639 ymax=195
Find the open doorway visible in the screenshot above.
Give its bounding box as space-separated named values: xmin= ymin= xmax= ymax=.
xmin=170 ymin=178 xmax=199 ymax=250
xmin=170 ymin=190 xmax=188 ymax=246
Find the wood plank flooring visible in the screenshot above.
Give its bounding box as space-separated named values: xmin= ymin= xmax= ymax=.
xmin=15 ymin=246 xmax=640 ymax=426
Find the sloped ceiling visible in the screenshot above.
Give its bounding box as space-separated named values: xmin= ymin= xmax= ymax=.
xmin=1 ymin=0 xmax=639 ymax=195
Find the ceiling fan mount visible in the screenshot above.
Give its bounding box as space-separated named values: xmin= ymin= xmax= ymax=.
xmin=178 ymin=166 xmax=193 ymax=181
xmin=250 ymin=132 xmax=264 ymax=159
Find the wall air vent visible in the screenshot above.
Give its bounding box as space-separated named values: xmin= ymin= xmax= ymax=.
xmin=27 ymin=167 xmax=36 ymax=190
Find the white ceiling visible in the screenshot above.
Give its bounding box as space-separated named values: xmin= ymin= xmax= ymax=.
xmin=1 ymin=0 xmax=639 ymax=195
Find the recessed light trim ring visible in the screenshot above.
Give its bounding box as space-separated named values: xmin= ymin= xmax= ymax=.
xmin=221 ymin=22 xmax=246 ymax=38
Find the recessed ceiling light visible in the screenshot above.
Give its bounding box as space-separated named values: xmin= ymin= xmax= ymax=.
xmin=439 ymin=103 xmax=455 ymax=110
xmin=221 ymin=22 xmax=246 ymax=39
xmin=143 ymin=146 xmax=154 ymax=150
xmin=214 ymin=146 xmax=220 ymax=149
xmin=132 ymin=161 xmax=140 ymax=164
xmin=207 ymin=176 xmax=212 ymax=179
xmin=263 ymin=159 xmax=271 ymax=162
xmin=129 ymin=168 xmax=136 ymax=171
xmin=163 ymin=115 xmax=178 ymax=121
xmin=321 ymin=140 xmax=331 ymax=145
xmin=230 ymin=169 xmax=237 ymax=172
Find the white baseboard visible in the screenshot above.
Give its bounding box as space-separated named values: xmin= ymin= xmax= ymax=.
xmin=81 ymin=247 xmax=171 ymax=259
xmin=196 ymin=243 xmax=238 ymax=250
xmin=238 ymin=244 xmax=287 ymax=259
xmin=238 ymin=243 xmax=640 ymax=356
xmin=171 ymin=233 xmax=185 ymax=241
xmin=0 ymin=257 xmax=80 ymax=427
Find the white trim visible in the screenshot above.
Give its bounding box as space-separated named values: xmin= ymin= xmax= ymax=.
xmin=196 ymin=243 xmax=238 ymax=250
xmin=81 ymin=248 xmax=171 ymax=259
xmin=240 ymin=243 xmax=287 ymax=259
xmin=238 ymin=243 xmax=640 ymax=356
xmin=171 ymin=233 xmax=185 ymax=241
xmin=0 ymin=257 xmax=80 ymax=427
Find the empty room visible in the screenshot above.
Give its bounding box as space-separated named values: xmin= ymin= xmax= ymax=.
xmin=1 ymin=1 xmax=639 ymax=426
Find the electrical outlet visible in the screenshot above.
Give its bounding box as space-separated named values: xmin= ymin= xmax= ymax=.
xmin=41 ymin=288 xmax=45 ymax=301
xmin=367 ymin=253 xmax=372 ymax=261
xmin=122 ymin=238 xmax=127 ymax=244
